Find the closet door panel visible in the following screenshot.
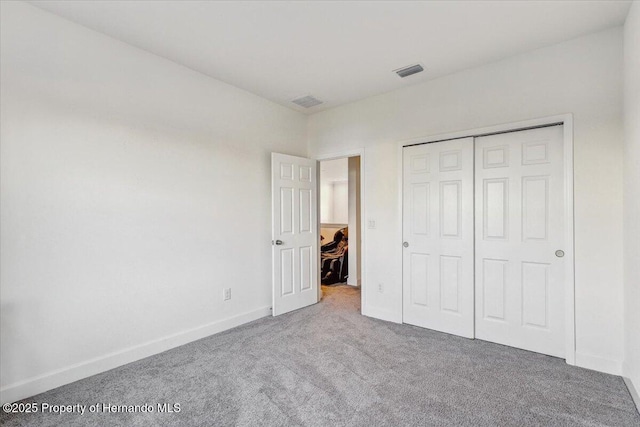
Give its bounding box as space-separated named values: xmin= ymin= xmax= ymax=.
xmin=402 ymin=138 xmax=474 ymax=338
xmin=474 ymin=126 xmax=565 ymax=358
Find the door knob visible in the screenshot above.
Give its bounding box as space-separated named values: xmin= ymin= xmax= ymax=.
xmin=555 ymin=250 xmax=564 ymax=258
xmin=403 ymin=242 xmax=409 ymax=248
xmin=274 ymin=240 xmax=283 ymax=245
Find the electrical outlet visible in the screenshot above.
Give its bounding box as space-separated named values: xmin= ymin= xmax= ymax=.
xmin=378 ymin=283 xmax=383 ymax=293
xmin=223 ymin=288 xmax=231 ymax=301
xmin=368 ymin=220 xmax=376 ymax=229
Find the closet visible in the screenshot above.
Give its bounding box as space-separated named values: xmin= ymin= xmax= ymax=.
xmin=402 ymin=125 xmax=567 ymax=358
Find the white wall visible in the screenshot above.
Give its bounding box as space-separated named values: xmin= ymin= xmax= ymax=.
xmin=623 ymin=1 xmax=640 ymax=407
xmin=0 ymin=2 xmax=307 ymax=403
xmin=320 ymin=158 xmax=349 ymax=224
xmin=320 ymin=181 xmax=348 ymax=224
xmin=309 ymin=28 xmax=625 ymax=374
xmin=320 ymin=182 xmax=334 ymax=224
xmin=331 ymin=182 xmax=349 ymax=224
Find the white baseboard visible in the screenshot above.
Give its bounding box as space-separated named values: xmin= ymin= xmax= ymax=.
xmin=624 ymin=377 xmax=640 ymax=413
xmin=362 ymin=304 xmax=402 ymax=324
xmin=0 ymin=306 xmax=271 ymax=405
xmin=575 ymin=352 xmax=623 ymax=376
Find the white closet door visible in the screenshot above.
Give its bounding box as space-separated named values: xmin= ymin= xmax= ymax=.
xmin=402 ymin=138 xmax=474 ymax=338
xmin=475 ymin=126 xmax=565 ymax=358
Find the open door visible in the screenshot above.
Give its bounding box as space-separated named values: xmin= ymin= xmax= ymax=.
xmin=271 ymin=153 xmax=319 ymax=316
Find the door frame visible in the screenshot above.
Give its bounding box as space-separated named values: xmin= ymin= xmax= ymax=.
xmin=397 ymin=114 xmax=575 ymax=365
xmin=316 ymin=149 xmax=366 ymax=310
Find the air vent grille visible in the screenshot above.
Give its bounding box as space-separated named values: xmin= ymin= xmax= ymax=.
xmin=291 ymin=95 xmax=323 ymax=108
xmin=395 ymin=64 xmax=424 ymax=78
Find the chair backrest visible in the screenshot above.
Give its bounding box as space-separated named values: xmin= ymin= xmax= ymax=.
xmin=321 ymin=227 xmax=348 ymax=253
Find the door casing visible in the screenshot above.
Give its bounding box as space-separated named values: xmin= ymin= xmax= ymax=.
xmin=397 ymin=114 xmax=575 ymax=365
xmin=316 ymin=149 xmax=366 ymax=309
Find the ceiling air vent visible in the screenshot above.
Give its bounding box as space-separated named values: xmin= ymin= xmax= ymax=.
xmin=395 ymin=64 xmax=424 ymax=78
xmin=291 ymin=95 xmax=323 ymax=108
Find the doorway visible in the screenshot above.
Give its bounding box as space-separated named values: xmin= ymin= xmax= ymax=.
xmin=319 ymin=156 xmax=362 ymax=293
xmin=270 ymin=151 xmax=364 ymax=317
xmin=401 ymin=119 xmax=575 ymax=361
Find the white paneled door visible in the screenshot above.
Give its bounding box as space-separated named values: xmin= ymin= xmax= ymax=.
xmin=475 ymin=126 xmax=565 ymax=358
xmin=402 ymin=138 xmax=475 ymax=338
xmin=271 ymin=153 xmax=318 ymax=316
